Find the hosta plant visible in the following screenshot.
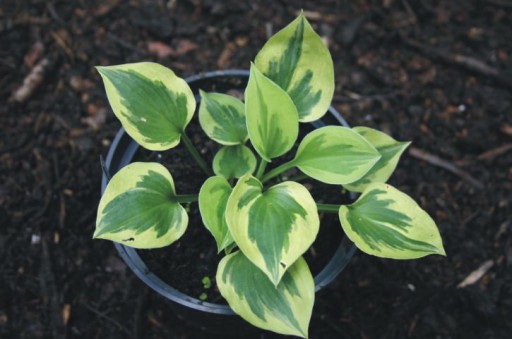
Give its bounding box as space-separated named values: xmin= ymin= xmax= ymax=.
xmin=94 ymin=14 xmax=445 ymax=338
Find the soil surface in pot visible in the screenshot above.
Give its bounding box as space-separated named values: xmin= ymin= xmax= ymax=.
xmin=2 ymin=1 xmax=511 ymax=338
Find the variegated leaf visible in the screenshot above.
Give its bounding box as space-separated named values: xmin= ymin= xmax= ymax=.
xmin=225 ymin=175 xmax=319 ymax=286
xmin=293 ymin=126 xmax=381 ymax=184
xmin=245 ymin=64 xmax=299 ymax=161
xmin=344 ymin=127 xmax=411 ymax=192
xmin=339 ymin=183 xmax=446 ymax=259
xmin=217 ymin=251 xmax=313 ymax=338
xmin=97 ymin=62 xmax=195 ymax=151
xmin=198 ymin=176 xmax=234 ymax=252
xmin=213 ymin=145 xmax=257 ymax=179
xmin=198 ymin=90 xmax=248 ymax=145
xmin=255 ymin=13 xmax=334 ymax=122
xmin=95 ymin=162 xmax=188 ymax=248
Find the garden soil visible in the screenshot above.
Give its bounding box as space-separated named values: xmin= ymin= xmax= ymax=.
xmin=1 ymin=1 xmax=511 ymax=338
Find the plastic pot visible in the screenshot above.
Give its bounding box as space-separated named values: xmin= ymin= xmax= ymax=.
xmin=100 ymin=70 xmax=357 ymax=335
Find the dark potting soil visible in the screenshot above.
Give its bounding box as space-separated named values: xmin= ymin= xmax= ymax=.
xmin=4 ymin=1 xmax=512 ymax=337
xmin=136 ymin=115 xmax=353 ymax=304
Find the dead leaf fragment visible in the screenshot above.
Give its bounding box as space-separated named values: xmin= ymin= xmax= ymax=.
xmin=81 ymin=107 xmax=107 ymax=130
xmin=175 ymin=39 xmax=198 ymax=55
xmin=147 ymin=39 xmax=198 ymax=59
xmin=69 ymin=76 xmax=95 ymax=92
xmin=147 ymin=41 xmax=174 ymax=58
xmin=217 ymin=42 xmax=236 ymax=68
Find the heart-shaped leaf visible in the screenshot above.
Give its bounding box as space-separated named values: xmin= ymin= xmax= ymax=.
xmin=198 ymin=176 xmax=234 ymax=252
xmin=217 ymin=251 xmax=314 ymax=338
xmin=213 ymin=145 xmax=257 ymax=180
xmin=293 ymin=126 xmax=381 ymax=184
xmin=245 ymin=64 xmax=299 ymax=161
xmin=225 ymin=175 xmax=319 ymax=285
xmin=97 ymin=62 xmax=195 ymax=151
xmin=344 ymin=127 xmax=411 ymax=192
xmin=339 ymin=183 xmax=446 ymax=259
xmin=198 ymin=90 xmax=248 ymax=145
xmin=95 ymin=162 xmax=188 ymax=248
xmin=255 ymin=13 xmax=334 ymax=122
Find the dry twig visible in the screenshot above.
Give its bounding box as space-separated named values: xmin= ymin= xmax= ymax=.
xmin=40 ymin=236 xmax=66 ymax=339
xmin=81 ymin=301 xmax=131 ymax=335
xmin=484 ymin=0 xmax=512 ymax=9
xmin=402 ymin=37 xmax=512 ymax=90
xmin=408 ymin=147 xmax=484 ymax=189
xmin=477 ymin=143 xmax=512 ymax=161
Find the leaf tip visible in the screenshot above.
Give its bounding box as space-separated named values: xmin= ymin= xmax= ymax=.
xmin=402 ymin=140 xmax=413 ymax=150
xmin=92 ymin=227 xmax=104 ymax=239
xmin=249 ymin=62 xmax=263 ymax=76
xmin=420 ymin=245 xmax=447 ymax=258
xmin=436 ymin=244 xmax=447 ymax=257
xmin=270 ymin=266 xmax=284 ymax=288
xmin=95 ymin=65 xmax=108 ymax=76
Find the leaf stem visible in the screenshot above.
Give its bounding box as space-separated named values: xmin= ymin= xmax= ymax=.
xmin=316 ymin=203 xmax=341 ymax=213
xmin=286 ymin=173 xmax=310 ymax=182
xmin=173 ymin=194 xmax=199 ymax=203
xmin=255 ymin=158 xmax=268 ymax=179
xmin=181 ymin=132 xmax=213 ymax=176
xmin=261 ymin=160 xmax=296 ymax=183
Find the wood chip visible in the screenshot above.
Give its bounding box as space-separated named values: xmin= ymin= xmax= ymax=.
xmin=10 ymin=58 xmax=50 ymax=103
xmin=62 ymin=304 xmax=71 ymax=326
xmin=93 ymin=0 xmax=120 ymax=17
xmin=501 ymin=124 xmax=512 ymax=136
xmin=50 ymin=29 xmax=74 ymax=60
xmin=296 ymin=10 xmax=337 ymax=23
xmin=24 ymin=41 xmax=44 ymax=68
xmin=0 ymin=311 xmax=7 ymax=325
xmin=457 ymin=260 xmax=494 ymax=288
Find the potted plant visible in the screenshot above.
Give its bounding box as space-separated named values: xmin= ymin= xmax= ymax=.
xmin=94 ymin=14 xmax=445 ymax=337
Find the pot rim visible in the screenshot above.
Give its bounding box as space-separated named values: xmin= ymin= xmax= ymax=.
xmin=100 ymin=69 xmax=357 ymax=316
